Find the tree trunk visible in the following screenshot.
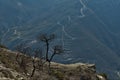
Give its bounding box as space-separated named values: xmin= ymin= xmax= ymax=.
xmin=31 ymin=59 xmax=36 ymax=77
xmin=46 ymin=42 xmax=49 ymax=61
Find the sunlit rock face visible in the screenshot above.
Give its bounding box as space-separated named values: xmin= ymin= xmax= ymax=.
xmin=0 ymin=0 xmax=120 ymax=79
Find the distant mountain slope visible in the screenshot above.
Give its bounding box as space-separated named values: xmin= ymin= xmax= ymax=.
xmin=0 ymin=0 xmax=120 ymax=79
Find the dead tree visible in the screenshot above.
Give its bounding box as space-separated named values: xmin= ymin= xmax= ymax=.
xmin=31 ymin=56 xmax=36 ymax=77
xmin=38 ymin=34 xmax=55 ymax=61
xmin=15 ymin=43 xmax=31 ymax=75
xmin=48 ymin=45 xmax=64 ymax=73
xmin=31 ymin=48 xmax=43 ymax=77
xmin=38 ymin=34 xmax=64 ymax=74
xmin=34 ymin=48 xmax=44 ymax=71
xmin=0 ymin=37 xmax=1 ymax=45
xmin=15 ymin=43 xmax=25 ymax=66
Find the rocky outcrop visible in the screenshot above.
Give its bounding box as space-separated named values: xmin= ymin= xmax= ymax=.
xmin=0 ymin=48 xmax=107 ymax=80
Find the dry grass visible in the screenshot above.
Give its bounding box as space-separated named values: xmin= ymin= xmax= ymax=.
xmin=0 ymin=48 xmax=107 ymax=80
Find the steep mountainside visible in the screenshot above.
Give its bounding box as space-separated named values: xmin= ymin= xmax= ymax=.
xmin=0 ymin=48 xmax=107 ymax=80
xmin=0 ymin=0 xmax=120 ymax=79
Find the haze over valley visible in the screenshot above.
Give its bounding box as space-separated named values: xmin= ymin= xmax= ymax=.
xmin=0 ymin=0 xmax=120 ymax=79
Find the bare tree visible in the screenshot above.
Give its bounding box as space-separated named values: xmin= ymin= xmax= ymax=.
xmin=38 ymin=34 xmax=55 ymax=61
xmin=14 ymin=34 xmax=64 ymax=76
xmin=31 ymin=48 xmax=43 ymax=77
xmin=38 ymin=34 xmax=64 ymax=74
xmin=34 ymin=48 xmax=44 ymax=71
xmin=31 ymin=54 xmax=36 ymax=77
xmin=48 ymin=45 xmax=64 ymax=73
xmin=49 ymin=45 xmax=63 ymax=62
xmin=15 ymin=43 xmax=31 ymax=75
xmin=0 ymin=37 xmax=2 ymax=50
xmin=0 ymin=37 xmax=1 ymax=45
xmin=15 ymin=43 xmax=25 ymax=66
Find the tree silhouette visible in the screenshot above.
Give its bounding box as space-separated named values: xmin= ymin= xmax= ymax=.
xmin=0 ymin=37 xmax=1 ymax=45
xmin=48 ymin=45 xmax=64 ymax=72
xmin=38 ymin=34 xmax=64 ymax=74
xmin=38 ymin=34 xmax=55 ymax=61
xmin=14 ymin=33 xmax=64 ymax=76
xmin=31 ymin=48 xmax=43 ymax=77
xmin=15 ymin=43 xmax=31 ymax=75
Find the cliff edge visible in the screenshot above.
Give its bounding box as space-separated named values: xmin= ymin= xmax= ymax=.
xmin=0 ymin=48 xmax=107 ymax=80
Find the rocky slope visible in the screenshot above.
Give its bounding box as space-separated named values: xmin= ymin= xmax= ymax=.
xmin=0 ymin=1 xmax=120 ymax=79
xmin=0 ymin=47 xmax=107 ymax=80
xmin=0 ymin=0 xmax=120 ymax=79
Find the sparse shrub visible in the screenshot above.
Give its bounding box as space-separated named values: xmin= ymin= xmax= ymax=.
xmin=51 ymin=70 xmax=65 ymax=80
xmin=0 ymin=44 xmax=7 ymax=49
xmin=15 ymin=43 xmax=32 ymax=75
xmin=76 ymin=66 xmax=82 ymax=72
xmin=0 ymin=69 xmax=14 ymax=79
